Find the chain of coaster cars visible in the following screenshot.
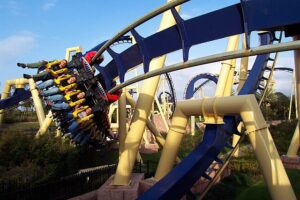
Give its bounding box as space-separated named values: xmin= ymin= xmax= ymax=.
xmin=42 ymin=52 xmax=114 ymax=149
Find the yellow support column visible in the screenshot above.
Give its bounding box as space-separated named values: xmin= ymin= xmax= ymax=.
xmin=294 ymin=35 xmax=300 ymax=144
xmin=155 ymin=95 xmax=296 ymax=199
xmin=56 ymin=129 xmax=62 ymax=137
xmin=0 ymin=79 xmax=29 ymax=126
xmin=239 ymin=96 xmax=296 ymax=200
xmin=125 ymin=91 xmax=163 ymax=145
xmin=237 ymin=34 xmax=249 ymax=92
xmin=36 ymin=111 xmax=53 ymax=138
xmin=288 ymin=72 xmax=295 ymax=120
xmin=287 ymin=124 xmax=300 ymax=156
xmin=154 ymin=95 xmax=169 ymax=132
xmin=214 ymin=35 xmax=241 ymax=156
xmin=0 ymin=80 xmax=14 ymax=126
xmin=190 ymin=115 xmax=195 ymax=136
xmin=221 ymin=35 xmax=241 ymax=156
xmin=125 ymin=91 xmax=181 ymax=164
xmin=214 ymin=35 xmax=240 ymax=97
xmin=118 ymin=90 xmax=127 ymax=155
xmin=65 ymin=46 xmax=82 ymax=61
xmin=223 ymin=36 xmax=239 ymax=96
xmin=155 ymin=22 xmax=240 ymax=183
xmin=113 ymin=2 xmax=181 ymax=185
xmin=28 ymin=79 xmax=45 ymax=127
xmin=154 ymin=107 xmax=188 ymax=180
xmin=108 ymin=104 xmax=117 ymax=123
xmin=190 ymin=97 xmax=195 ymax=136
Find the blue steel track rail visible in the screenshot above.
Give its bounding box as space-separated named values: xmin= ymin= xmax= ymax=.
xmin=138 ymin=31 xmax=273 ymax=200
xmin=85 ymin=1 xmax=300 ymax=199
xmin=0 ymin=36 xmax=133 ymax=112
xmin=90 ymin=0 xmax=300 ymax=91
xmin=184 ymin=73 xmax=218 ymax=99
xmin=0 ymin=88 xmax=31 ymax=110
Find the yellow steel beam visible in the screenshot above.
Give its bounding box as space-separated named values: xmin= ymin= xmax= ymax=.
xmin=92 ymin=0 xmax=189 ymax=62
xmin=109 ymin=40 xmax=300 ymax=93
xmin=0 ymin=78 xmax=29 ymax=126
xmin=125 ymin=91 xmax=181 ymax=163
xmin=36 ymin=111 xmax=53 ymax=138
xmin=113 ymin=1 xmax=181 ymax=185
xmin=294 ymin=35 xmax=300 ymax=145
xmin=287 ymin=124 xmax=300 ymax=156
xmin=154 ymin=95 xmax=296 ymax=200
xmin=237 ymin=34 xmax=249 ymax=92
xmin=215 ymin=35 xmax=240 ymax=97
xmin=65 ymin=46 xmax=82 ymax=61
xmin=28 ymin=79 xmax=45 ymax=126
xmin=118 ymin=90 xmax=127 ymax=155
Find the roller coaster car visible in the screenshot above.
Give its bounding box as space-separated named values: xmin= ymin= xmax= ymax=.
xmin=78 ymin=120 xmax=95 ymax=132
xmin=46 ymin=60 xmax=61 ymax=69
xmin=77 ymin=80 xmax=98 ymax=92
xmin=67 ymin=52 xmax=95 ymax=74
xmin=81 ymin=57 xmax=96 ymax=74
xmin=68 ymin=53 xmax=84 ymax=69
xmin=77 ymin=114 xmax=94 ymax=124
xmin=86 ymin=85 xmax=109 ymax=113
xmin=72 ymin=105 xmax=89 ymax=116
xmin=68 ymin=98 xmax=86 ymax=107
xmin=45 ymin=60 xmax=68 ymax=77
xmin=73 ymin=72 xmax=99 ymax=93
xmin=82 ymin=122 xmax=95 ymax=131
xmin=64 ymin=90 xmax=81 ymax=101
xmin=54 ymin=74 xmax=72 ymax=85
xmin=75 ymin=71 xmax=95 ymax=84
xmin=91 ymin=100 xmax=108 ymax=113
xmin=58 ymin=83 xmax=77 ymax=92
xmin=72 ymin=105 xmax=95 ymax=123
xmin=50 ymin=68 xmax=68 ymax=77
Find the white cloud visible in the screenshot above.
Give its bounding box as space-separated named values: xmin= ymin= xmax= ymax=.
xmin=42 ymin=0 xmax=57 ymax=11
xmin=1 ymin=0 xmax=23 ymax=15
xmin=0 ymin=32 xmax=38 ymax=66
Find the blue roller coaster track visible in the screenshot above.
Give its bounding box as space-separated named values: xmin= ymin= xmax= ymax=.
xmin=2 ymin=0 xmax=300 ymax=198
xmin=85 ymin=0 xmax=299 ymax=199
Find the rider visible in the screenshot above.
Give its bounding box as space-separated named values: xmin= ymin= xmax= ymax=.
xmin=21 ymin=59 xmax=68 ymax=81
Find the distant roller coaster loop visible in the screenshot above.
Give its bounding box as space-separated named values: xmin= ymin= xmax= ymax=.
xmin=184 ymin=73 xmax=218 ymax=99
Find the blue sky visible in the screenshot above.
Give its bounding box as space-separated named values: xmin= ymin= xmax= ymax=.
xmin=0 ymin=0 xmax=296 ymax=99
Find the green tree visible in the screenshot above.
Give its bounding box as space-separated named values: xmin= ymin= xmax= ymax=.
xmin=256 ymin=88 xmax=277 ymax=121
xmin=272 ymin=92 xmax=290 ymax=120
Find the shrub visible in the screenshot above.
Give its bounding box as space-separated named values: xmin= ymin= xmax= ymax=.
xmin=269 ymin=120 xmax=297 ymax=155
xmin=178 ymin=130 xmax=203 ymax=158
xmin=0 ymin=162 xmax=44 ymax=184
xmin=229 ymin=156 xmax=261 ymax=179
xmin=204 ymin=173 xmax=251 ymax=200
xmin=0 ymin=131 xmax=111 ymax=187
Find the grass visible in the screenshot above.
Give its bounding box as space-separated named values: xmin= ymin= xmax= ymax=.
xmin=1 ymin=116 xmax=298 ymax=199
xmin=205 ymin=169 xmax=300 ymax=200
xmin=203 ymin=172 xmax=251 ymax=200
xmin=236 ymin=169 xmax=300 ymax=200
xmin=235 ymin=181 xmax=271 ymax=200
xmin=1 ymin=121 xmax=39 ymax=132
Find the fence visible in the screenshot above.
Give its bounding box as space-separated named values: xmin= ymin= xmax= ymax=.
xmin=0 ymin=160 xmax=156 ymax=200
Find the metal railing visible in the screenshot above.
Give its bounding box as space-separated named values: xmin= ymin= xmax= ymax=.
xmin=0 ymin=160 xmax=156 ymax=200
xmin=109 ymin=40 xmax=300 ymax=93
